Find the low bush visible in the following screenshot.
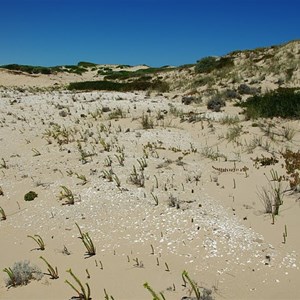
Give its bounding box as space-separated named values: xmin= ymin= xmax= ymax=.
xmin=238 ymin=83 xmax=259 ymax=95
xmin=207 ymin=96 xmax=225 ymax=112
xmin=240 ymin=88 xmax=300 ymax=119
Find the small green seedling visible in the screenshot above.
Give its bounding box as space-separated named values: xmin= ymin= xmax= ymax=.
xmin=0 ymin=206 xmax=6 ymax=220
xmin=143 ymin=282 xmax=166 ymax=300
xmin=40 ymin=256 xmax=59 ymax=279
xmin=65 ymin=268 xmax=91 ymax=300
xmin=75 ymin=223 xmax=96 ymax=257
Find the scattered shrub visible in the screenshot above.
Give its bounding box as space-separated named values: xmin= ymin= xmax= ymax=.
xmin=207 ymin=96 xmax=225 ymax=112
xmin=141 ymin=114 xmax=154 ymax=129
xmin=24 ymin=191 xmax=38 ymax=201
xmin=3 ymin=260 xmax=43 ymax=287
xmin=282 ymin=150 xmax=300 ymax=191
xmin=238 ymin=84 xmax=259 ymax=95
xmin=223 ymin=89 xmax=241 ymax=100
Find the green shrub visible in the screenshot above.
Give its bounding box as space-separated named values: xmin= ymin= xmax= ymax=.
xmin=77 ymin=61 xmax=97 ymax=67
xmin=24 ymin=191 xmax=38 ymax=201
xmin=195 ymin=56 xmax=234 ymax=74
xmin=68 ymin=79 xmax=169 ymax=92
xmin=240 ymin=88 xmax=300 ymax=119
xmin=0 ymin=64 xmax=52 ymax=74
xmin=195 ymin=57 xmax=217 ymax=73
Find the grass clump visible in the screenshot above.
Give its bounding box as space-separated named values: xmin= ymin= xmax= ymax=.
xmin=226 ymin=125 xmax=243 ymax=142
xmin=141 ymin=113 xmax=154 ymax=129
xmin=257 ymin=170 xmax=284 ymax=215
xmin=220 ymin=115 xmax=239 ymax=125
xmin=3 ymin=260 xmax=43 ymax=287
xmin=240 ymin=88 xmax=300 ymax=119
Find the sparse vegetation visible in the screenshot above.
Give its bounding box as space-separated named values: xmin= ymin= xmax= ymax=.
xmin=0 ymin=40 xmax=300 ymax=300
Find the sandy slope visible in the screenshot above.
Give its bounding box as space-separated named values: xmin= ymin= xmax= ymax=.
xmin=0 ymin=82 xmax=299 ymax=300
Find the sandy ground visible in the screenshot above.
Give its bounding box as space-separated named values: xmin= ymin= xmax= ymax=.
xmin=0 ymin=83 xmax=299 ymax=300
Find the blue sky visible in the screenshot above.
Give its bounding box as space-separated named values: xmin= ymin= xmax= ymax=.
xmin=0 ymin=0 xmax=299 ymax=67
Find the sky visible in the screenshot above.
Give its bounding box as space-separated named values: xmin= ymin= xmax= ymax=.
xmin=0 ymin=0 xmax=299 ymax=67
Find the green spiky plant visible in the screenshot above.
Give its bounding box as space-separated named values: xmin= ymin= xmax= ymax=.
xmin=115 ymin=153 xmax=125 ymax=166
xmin=32 ymin=148 xmax=41 ymax=156
xmin=104 ymin=289 xmax=115 ymax=300
xmin=0 ymin=158 xmax=8 ymax=169
xmin=100 ymin=138 xmax=111 ymax=152
xmin=3 ymin=267 xmax=16 ymax=286
xmin=39 ymin=256 xmax=59 ymax=279
xmin=65 ymin=268 xmax=91 ymax=300
xmin=75 ymin=173 xmax=88 ymax=185
xmin=75 ymin=223 xmax=96 ymax=257
xmin=151 ymin=193 xmax=159 ymax=206
xmin=137 ymin=157 xmax=148 ymax=170
xmin=112 ymin=174 xmax=121 ymax=188
xmin=102 ymin=169 xmax=114 ymax=182
xmin=27 ymin=234 xmax=45 ymax=250
xmin=59 ymin=186 xmax=75 ymax=205
xmin=143 ymin=282 xmax=166 ymax=300
xmin=0 ymin=206 xmax=6 ymax=220
xmin=182 ymin=270 xmax=201 ymax=300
